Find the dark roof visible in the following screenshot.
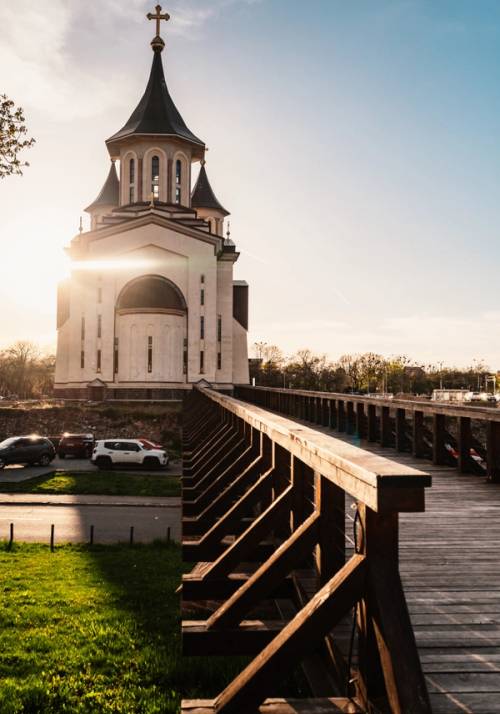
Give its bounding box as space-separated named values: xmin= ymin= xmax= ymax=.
xmin=85 ymin=161 xmax=119 ymax=212
xmin=106 ymin=49 xmax=204 ymax=148
xmin=191 ymin=164 xmax=229 ymax=216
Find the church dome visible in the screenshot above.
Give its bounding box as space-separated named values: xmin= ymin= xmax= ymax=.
xmin=116 ymin=275 xmax=187 ymax=313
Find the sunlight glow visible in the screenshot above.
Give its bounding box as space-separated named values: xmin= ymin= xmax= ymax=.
xmin=70 ymin=258 xmax=157 ymax=272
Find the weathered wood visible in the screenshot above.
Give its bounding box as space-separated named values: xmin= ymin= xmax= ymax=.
xmin=182 ymin=619 xmax=285 ymax=656
xmin=182 ymin=573 xmax=296 ymax=602
xmin=367 ymin=404 xmax=377 ymax=442
xmin=395 ymin=408 xmax=406 ymax=453
xmin=412 ymin=410 xmax=425 ymax=459
xmin=432 ymin=414 xmax=448 ymax=466
xmin=458 ymin=416 xmax=473 ymax=474
xmin=487 ymin=420 xmax=500 ymax=483
xmin=315 ymin=472 xmax=345 ymax=584
xmin=355 ymin=402 xmax=366 ymax=440
xmin=181 ymin=697 xmax=363 ymax=713
xmin=206 ymin=511 xmax=320 ymax=630
xmin=380 ymin=406 xmax=392 ymax=448
xmin=346 ymin=402 xmax=355 ymax=435
xmin=213 ymin=555 xmax=366 ymax=714
xmin=198 ymin=486 xmax=293 ymax=580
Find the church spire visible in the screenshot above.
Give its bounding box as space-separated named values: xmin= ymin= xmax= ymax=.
xmin=191 ymin=162 xmax=229 ymax=216
xmin=106 ymin=5 xmax=204 ymax=158
xmin=85 ymin=160 xmax=119 ymax=213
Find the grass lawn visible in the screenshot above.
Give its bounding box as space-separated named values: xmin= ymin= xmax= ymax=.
xmin=0 ymin=542 xmax=244 ymax=713
xmin=0 ymin=471 xmax=181 ymax=497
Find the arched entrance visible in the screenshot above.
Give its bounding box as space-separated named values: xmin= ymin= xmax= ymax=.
xmin=115 ymin=275 xmax=187 ymax=383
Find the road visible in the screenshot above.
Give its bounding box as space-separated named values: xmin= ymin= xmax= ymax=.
xmin=0 ymin=497 xmax=181 ymax=544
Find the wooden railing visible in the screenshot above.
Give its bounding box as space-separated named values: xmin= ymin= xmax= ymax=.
xmin=181 ymin=386 xmax=432 ymax=713
xmin=235 ymin=386 xmax=500 ymax=482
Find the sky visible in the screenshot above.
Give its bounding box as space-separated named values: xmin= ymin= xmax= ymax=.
xmin=1 ymin=0 xmax=500 ymax=368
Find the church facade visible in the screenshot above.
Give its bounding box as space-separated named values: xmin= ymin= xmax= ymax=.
xmin=54 ymin=7 xmax=249 ymax=400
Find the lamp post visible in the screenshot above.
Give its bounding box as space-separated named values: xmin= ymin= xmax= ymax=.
xmin=437 ymin=361 xmax=444 ymax=390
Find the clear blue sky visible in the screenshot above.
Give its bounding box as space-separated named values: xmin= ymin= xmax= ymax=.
xmin=1 ymin=0 xmax=499 ymax=367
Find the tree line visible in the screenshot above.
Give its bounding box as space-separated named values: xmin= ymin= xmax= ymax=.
xmin=0 ymin=342 xmax=55 ymax=400
xmin=250 ymin=343 xmax=495 ymax=396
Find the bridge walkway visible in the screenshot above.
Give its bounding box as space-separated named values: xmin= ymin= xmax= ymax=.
xmin=288 ymin=418 xmax=500 ymax=714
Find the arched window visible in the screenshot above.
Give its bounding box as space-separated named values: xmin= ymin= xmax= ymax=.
xmin=175 ymin=159 xmax=182 ymax=204
xmin=129 ymin=158 xmax=135 ymax=203
xmin=151 ymin=155 xmax=160 ymax=200
xmin=117 ymin=275 xmax=187 ymax=313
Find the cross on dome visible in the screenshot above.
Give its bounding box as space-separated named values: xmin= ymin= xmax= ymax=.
xmin=146 ymin=4 xmax=170 ymax=52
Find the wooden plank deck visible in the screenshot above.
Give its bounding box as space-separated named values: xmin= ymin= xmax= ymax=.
xmin=327 ymin=432 xmax=500 ymax=714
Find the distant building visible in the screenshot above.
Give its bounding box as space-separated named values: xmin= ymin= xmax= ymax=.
xmin=55 ymin=8 xmax=249 ymax=400
xmin=432 ymin=389 xmax=472 ymax=403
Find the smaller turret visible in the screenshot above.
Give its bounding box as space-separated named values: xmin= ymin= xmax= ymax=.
xmin=191 ymin=160 xmax=229 ymax=236
xmin=85 ymin=160 xmax=120 ymax=230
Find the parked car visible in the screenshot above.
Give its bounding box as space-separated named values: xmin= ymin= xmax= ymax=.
xmin=0 ymin=436 xmax=56 ymax=469
xmin=58 ymin=433 xmax=95 ymax=459
xmin=138 ymin=438 xmax=164 ymax=450
xmin=91 ymin=439 xmax=169 ymax=470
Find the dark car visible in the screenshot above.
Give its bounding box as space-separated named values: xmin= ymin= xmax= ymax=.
xmin=0 ymin=436 xmax=56 ymax=469
xmin=57 ymin=433 xmax=95 ymax=459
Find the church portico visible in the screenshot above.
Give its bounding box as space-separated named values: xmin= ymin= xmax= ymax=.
xmin=54 ymin=5 xmax=249 ymax=400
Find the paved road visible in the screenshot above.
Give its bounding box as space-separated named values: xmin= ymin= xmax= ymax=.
xmin=0 ymin=499 xmax=182 ymax=544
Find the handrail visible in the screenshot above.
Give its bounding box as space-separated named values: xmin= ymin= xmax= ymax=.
xmin=181 ymin=385 xmax=432 ymax=713
xmin=235 ymin=384 xmax=500 ymax=482
xmin=238 ymin=384 xmax=500 ymax=421
xmin=200 ymin=386 xmax=430 ymax=513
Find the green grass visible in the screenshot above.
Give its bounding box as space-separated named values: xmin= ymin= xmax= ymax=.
xmin=0 ymin=471 xmax=181 ymax=497
xmin=0 ymin=542 xmax=244 ymax=713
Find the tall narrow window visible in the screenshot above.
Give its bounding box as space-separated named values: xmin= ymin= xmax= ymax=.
xmin=200 ymin=350 xmax=204 ymax=373
xmin=217 ymin=315 xmax=222 ymax=342
xmin=175 ymin=159 xmax=182 ymax=204
xmin=81 ymin=316 xmax=85 ymax=340
xmin=114 ymin=338 xmax=119 ymax=374
xmin=97 ymin=315 xmax=102 ymax=339
xmin=80 ymin=350 xmax=85 ymax=369
xmin=183 ymin=338 xmax=188 ymax=375
xmin=97 ymin=287 xmax=102 ymax=304
xmin=200 ymin=316 xmax=205 ymax=340
xmin=200 ymin=288 xmax=205 ymax=306
xmin=200 ymin=274 xmax=205 ymax=284
xmin=129 ymin=158 xmax=135 ymax=203
xmin=147 ymin=336 xmax=153 ymax=373
xmin=96 ymin=349 xmax=101 ymax=372
xmin=217 ymin=352 xmax=222 ymax=370
xmin=151 ymin=155 xmax=160 ymax=199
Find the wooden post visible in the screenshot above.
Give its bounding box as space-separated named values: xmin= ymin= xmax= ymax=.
xmin=291 ymin=457 xmax=310 ymax=530
xmin=432 ymin=413 xmax=448 ymax=466
xmin=8 ymin=522 xmax=13 ymax=551
xmin=412 ymin=411 xmax=425 ymax=458
xmin=167 ymin=526 xmax=171 ymax=543
xmin=458 ymin=416 xmax=472 ymax=474
xmin=129 ymin=526 xmax=134 ymax=546
xmin=367 ymin=404 xmax=377 ymax=442
xmin=346 ymin=401 xmax=355 ymax=435
xmin=395 ymin=408 xmax=406 ymax=452
xmin=356 ymin=402 xmax=366 ymax=440
xmin=274 ymin=444 xmax=292 ymax=538
xmin=89 ymin=524 xmax=94 ymax=546
xmin=357 ymin=504 xmax=431 ymax=713
xmin=50 ymin=524 xmax=55 ymax=552
xmin=330 ymin=399 xmax=338 ymax=430
xmin=380 ymin=406 xmax=392 ymax=447
xmin=315 ymin=472 xmax=345 ymax=584
xmin=338 ymin=400 xmax=346 ymax=432
xmin=322 ymin=399 xmax=330 ymax=427
xmin=487 ymin=420 xmax=500 ymax=483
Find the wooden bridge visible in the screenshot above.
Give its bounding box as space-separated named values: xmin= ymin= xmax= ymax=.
xmin=180 ymin=385 xmax=500 ymax=713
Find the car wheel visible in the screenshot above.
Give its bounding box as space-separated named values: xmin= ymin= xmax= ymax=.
xmin=39 ymin=454 xmax=52 ymax=467
xmin=143 ymin=457 xmax=161 ymax=470
xmin=96 ymin=456 xmax=113 ymax=471
xmin=0 ymin=458 xmax=5 ymax=470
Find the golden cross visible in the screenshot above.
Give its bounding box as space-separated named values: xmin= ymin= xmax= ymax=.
xmin=147 ymin=4 xmax=170 ymax=36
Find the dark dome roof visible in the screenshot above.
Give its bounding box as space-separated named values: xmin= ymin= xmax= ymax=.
xmin=106 ymin=50 xmax=204 ymax=149
xmin=85 ymin=161 xmax=119 ymax=212
xmin=117 ymin=275 xmax=186 ymax=312
xmin=191 ymin=164 xmax=229 ymax=216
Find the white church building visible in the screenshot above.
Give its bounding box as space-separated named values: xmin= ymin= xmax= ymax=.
xmin=54 ymin=6 xmax=249 ymax=400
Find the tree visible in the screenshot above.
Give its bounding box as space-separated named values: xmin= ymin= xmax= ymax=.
xmin=0 ymin=342 xmax=55 ymax=399
xmin=0 ymin=94 xmax=35 ymax=178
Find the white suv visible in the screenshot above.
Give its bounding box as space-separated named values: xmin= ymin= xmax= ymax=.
xmin=91 ymin=439 xmax=169 ymax=470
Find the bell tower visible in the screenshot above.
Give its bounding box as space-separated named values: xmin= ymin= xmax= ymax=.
xmin=105 ymin=4 xmax=205 ymax=207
